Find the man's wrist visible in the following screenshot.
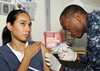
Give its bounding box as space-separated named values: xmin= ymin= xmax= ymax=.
xmin=76 ymin=54 xmax=80 ymax=60
xmin=59 ymin=65 xmax=65 ymax=71
xmin=73 ymin=52 xmax=77 ymax=61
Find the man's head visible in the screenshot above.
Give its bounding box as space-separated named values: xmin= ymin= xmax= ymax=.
xmin=60 ymin=4 xmax=87 ymax=38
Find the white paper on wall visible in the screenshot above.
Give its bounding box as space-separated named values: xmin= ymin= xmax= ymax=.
xmin=15 ymin=0 xmax=37 ymax=20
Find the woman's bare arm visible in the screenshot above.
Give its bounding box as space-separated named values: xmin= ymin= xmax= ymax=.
xmin=41 ymin=43 xmax=51 ymax=71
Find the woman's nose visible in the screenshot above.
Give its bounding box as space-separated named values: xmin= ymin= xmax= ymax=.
xmin=26 ymin=26 xmax=31 ymax=32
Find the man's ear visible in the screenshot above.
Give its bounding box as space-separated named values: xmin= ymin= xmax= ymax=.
xmin=6 ymin=22 xmax=12 ymax=31
xmin=74 ymin=13 xmax=81 ymax=22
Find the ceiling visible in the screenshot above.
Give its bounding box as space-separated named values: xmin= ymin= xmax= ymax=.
xmin=65 ymin=0 xmax=100 ymax=7
xmin=80 ymin=0 xmax=100 ymax=6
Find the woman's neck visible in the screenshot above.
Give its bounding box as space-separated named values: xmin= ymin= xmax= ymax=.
xmin=10 ymin=41 xmax=26 ymax=53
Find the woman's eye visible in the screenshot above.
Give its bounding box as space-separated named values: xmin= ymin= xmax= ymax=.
xmin=20 ymin=22 xmax=26 ymax=26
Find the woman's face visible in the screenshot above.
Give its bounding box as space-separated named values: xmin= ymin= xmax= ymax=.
xmin=8 ymin=13 xmax=32 ymax=42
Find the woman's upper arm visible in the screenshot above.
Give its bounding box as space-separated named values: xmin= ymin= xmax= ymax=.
xmin=41 ymin=43 xmax=51 ymax=71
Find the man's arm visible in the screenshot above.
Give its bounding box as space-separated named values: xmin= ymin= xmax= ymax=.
xmin=45 ymin=53 xmax=94 ymax=71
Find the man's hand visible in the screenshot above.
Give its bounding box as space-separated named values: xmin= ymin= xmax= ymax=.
xmin=45 ymin=53 xmax=61 ymax=71
xmin=58 ymin=48 xmax=77 ymax=61
xmin=52 ymin=43 xmax=77 ymax=61
xmin=52 ymin=43 xmax=70 ymax=53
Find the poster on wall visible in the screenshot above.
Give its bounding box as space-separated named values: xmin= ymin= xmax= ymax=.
xmin=15 ymin=0 xmax=37 ymax=20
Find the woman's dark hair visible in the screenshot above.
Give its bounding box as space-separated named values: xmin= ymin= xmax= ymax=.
xmin=60 ymin=4 xmax=87 ymax=20
xmin=2 ymin=9 xmax=29 ymax=45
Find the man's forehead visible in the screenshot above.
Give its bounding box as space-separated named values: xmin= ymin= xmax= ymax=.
xmin=60 ymin=16 xmax=69 ymax=25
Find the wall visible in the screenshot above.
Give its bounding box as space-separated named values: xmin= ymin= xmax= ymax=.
xmin=0 ymin=15 xmax=6 ymax=45
xmin=31 ymin=0 xmax=46 ymax=43
xmin=0 ymin=0 xmax=15 ymax=45
xmin=50 ymin=0 xmax=66 ymax=31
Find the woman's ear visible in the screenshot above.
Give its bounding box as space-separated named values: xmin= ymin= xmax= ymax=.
xmin=6 ymin=22 xmax=12 ymax=31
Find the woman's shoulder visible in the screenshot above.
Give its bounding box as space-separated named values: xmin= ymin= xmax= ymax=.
xmin=40 ymin=43 xmax=50 ymax=54
xmin=28 ymin=40 xmax=35 ymax=44
xmin=0 ymin=44 xmax=8 ymax=51
xmin=28 ymin=40 xmax=50 ymax=54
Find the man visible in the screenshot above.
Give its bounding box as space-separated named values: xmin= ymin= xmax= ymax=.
xmin=45 ymin=4 xmax=100 ymax=71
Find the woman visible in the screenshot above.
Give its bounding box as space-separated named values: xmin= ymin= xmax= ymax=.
xmin=0 ymin=9 xmax=51 ymax=71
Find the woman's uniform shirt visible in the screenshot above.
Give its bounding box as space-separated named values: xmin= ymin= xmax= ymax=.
xmin=64 ymin=11 xmax=100 ymax=71
xmin=0 ymin=41 xmax=44 ymax=71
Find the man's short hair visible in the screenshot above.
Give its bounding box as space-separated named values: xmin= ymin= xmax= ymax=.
xmin=60 ymin=4 xmax=87 ymax=19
